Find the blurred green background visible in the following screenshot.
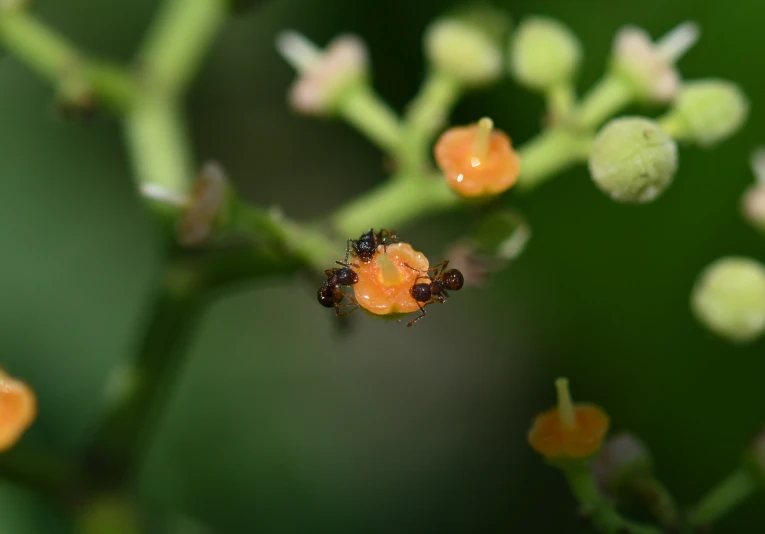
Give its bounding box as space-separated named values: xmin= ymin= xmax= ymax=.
xmin=1 ymin=0 xmax=763 ymax=532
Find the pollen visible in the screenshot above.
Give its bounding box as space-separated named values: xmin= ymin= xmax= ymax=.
xmin=352 ymin=242 xmax=430 ymax=314
xmin=435 ymin=117 xmax=521 ymax=198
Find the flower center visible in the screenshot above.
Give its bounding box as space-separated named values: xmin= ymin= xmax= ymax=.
xmin=376 ymin=253 xmax=403 ymax=286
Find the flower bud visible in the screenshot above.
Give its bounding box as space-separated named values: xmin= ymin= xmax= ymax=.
xmin=424 ymin=5 xmax=510 ymax=86
xmin=589 ymin=117 xmax=678 ymax=203
xmin=661 ymin=80 xmax=748 ymax=147
xmin=692 ymin=257 xmax=765 ymax=343
xmin=590 ymin=433 xmax=653 ymax=494
xmin=277 ymin=32 xmax=368 ymax=115
xmin=510 ymin=17 xmax=582 ymax=91
xmin=612 ymin=23 xmax=698 ymax=103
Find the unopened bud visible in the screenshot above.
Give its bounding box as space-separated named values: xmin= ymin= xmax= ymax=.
xmin=660 ymin=80 xmax=748 ymax=146
xmin=510 ymin=17 xmax=581 ymax=91
xmin=692 ymin=256 xmax=765 ymax=343
xmin=424 ymin=5 xmax=510 ymax=86
xmin=589 ymin=117 xmax=678 ymax=203
xmin=590 ymin=433 xmax=653 ymax=494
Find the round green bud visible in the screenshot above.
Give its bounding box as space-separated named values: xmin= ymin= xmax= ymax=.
xmin=692 ymin=257 xmax=765 ymax=343
xmin=589 ymin=117 xmax=678 ymax=203
xmin=424 ymin=9 xmax=508 ymax=86
xmin=510 ymin=16 xmax=582 ymax=91
xmin=664 ymin=79 xmax=749 ymax=146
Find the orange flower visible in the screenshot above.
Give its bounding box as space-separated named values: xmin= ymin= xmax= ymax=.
xmin=353 ymin=242 xmax=429 ymax=315
xmin=434 ymin=117 xmax=521 ymax=197
xmin=528 ymin=378 xmax=609 ymax=460
xmin=0 ymin=368 xmax=36 ymax=452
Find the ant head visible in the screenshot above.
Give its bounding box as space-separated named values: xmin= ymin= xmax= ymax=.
xmin=354 ymin=230 xmax=378 ymax=260
xmin=336 ymin=267 xmax=359 ymax=286
xmin=410 ymin=282 xmax=432 ymax=303
xmin=317 ymin=286 xmax=342 ymax=308
xmin=442 ymin=269 xmax=464 ymax=291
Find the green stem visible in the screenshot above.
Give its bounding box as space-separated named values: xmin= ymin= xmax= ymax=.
xmin=403 ymin=70 xmax=461 ymax=171
xmin=574 ymin=74 xmax=633 ymax=131
xmin=338 ymin=84 xmax=405 ymax=157
xmin=689 ymin=467 xmax=758 ymax=528
xmin=230 ymin=200 xmax=336 ymax=270
xmin=546 ymin=82 xmax=576 ymax=124
xmin=136 ymin=0 xmax=227 ymax=96
xmin=124 ymin=96 xmax=194 ymax=194
xmin=565 ymin=468 xmax=662 ymax=534
xmin=0 ymin=9 xmax=135 ymax=111
xmin=516 ymin=127 xmax=594 ymax=191
xmin=331 ymin=173 xmax=458 ymax=237
xmin=80 ymin=262 xmax=203 ymax=488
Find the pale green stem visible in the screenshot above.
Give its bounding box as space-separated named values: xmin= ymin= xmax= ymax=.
xmin=656 ymin=111 xmax=687 ymax=140
xmin=574 ymin=74 xmax=633 ymax=131
xmin=124 ymin=96 xmax=194 ymax=194
xmin=403 ymin=70 xmax=461 ymax=171
xmin=331 ymin=173 xmax=458 ymax=237
xmin=516 ymin=128 xmax=594 ymax=191
xmin=0 ymin=9 xmax=135 ymax=111
xmin=339 ymin=85 xmax=405 ymax=157
xmin=689 ymin=467 xmax=758 ymax=527
xmin=565 ymin=468 xmax=662 ymax=534
xmin=136 ymin=0 xmax=227 ymax=96
xmin=547 ymin=82 xmax=576 ymax=123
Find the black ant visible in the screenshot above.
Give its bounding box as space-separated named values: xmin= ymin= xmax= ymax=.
xmin=317 ymin=265 xmax=359 ymax=316
xmin=343 ymin=228 xmax=398 ymax=265
xmin=404 ymin=260 xmax=464 ymax=327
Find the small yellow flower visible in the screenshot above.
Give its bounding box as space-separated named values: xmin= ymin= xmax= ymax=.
xmin=0 ymin=368 xmax=36 ymax=452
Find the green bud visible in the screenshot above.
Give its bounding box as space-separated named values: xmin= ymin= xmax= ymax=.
xmin=660 ymin=80 xmax=749 ymax=146
xmin=424 ymin=5 xmax=510 ymax=86
xmin=510 ymin=16 xmax=582 ymax=91
xmin=589 ymin=117 xmax=678 ymax=203
xmin=692 ymin=257 xmax=765 ymax=343
xmin=177 ymin=162 xmax=234 ymax=247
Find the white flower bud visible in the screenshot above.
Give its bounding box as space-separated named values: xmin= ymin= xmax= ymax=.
xmin=589 ymin=117 xmax=678 ymax=203
xmin=510 ymin=17 xmax=582 ymax=91
xmin=692 ymin=257 xmax=765 ymax=343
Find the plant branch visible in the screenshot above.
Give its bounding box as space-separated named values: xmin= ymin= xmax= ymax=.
xmin=0 ymin=8 xmax=136 ymax=111
xmin=688 ymin=466 xmax=759 ymax=528
xmin=564 ymin=468 xmax=662 ymax=534
xmin=136 ymin=0 xmax=227 ymax=97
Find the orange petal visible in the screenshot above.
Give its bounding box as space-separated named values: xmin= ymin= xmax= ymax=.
xmin=0 ymin=369 xmax=36 ymax=452
xmin=528 ymin=403 xmax=609 ymax=460
xmin=353 ymin=242 xmax=430 ymax=314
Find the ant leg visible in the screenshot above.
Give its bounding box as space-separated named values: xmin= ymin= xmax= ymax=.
xmin=335 ymin=303 xmax=358 ymax=316
xmin=335 ymin=260 xmax=360 ymax=269
xmin=344 ymin=239 xmax=355 ymax=264
xmin=378 ymin=229 xmax=398 ymax=253
xmin=407 ymin=300 xmax=434 ymax=327
xmin=403 ymin=262 xmax=427 ymax=273
xmin=335 ymin=295 xmax=359 ymax=316
xmin=428 ymin=260 xmax=450 ymax=279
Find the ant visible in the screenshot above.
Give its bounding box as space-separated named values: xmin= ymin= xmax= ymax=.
xmin=343 ymin=228 xmax=398 ymax=265
xmin=317 ymin=265 xmax=359 ymax=316
xmin=403 ymin=260 xmax=464 ymax=327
